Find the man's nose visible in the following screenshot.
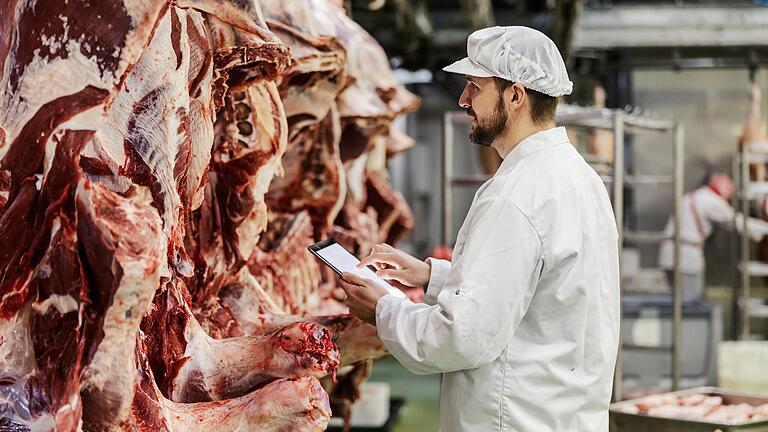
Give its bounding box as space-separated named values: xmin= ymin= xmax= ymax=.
xmin=458 ymin=87 xmax=470 ymax=109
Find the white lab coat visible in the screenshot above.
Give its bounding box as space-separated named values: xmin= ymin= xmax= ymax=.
xmin=376 ymin=127 xmax=620 ymax=431
xmin=658 ymin=187 xmax=768 ymax=275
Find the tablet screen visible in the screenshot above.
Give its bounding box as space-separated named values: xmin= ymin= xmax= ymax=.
xmin=314 ymin=242 xmax=406 ymax=298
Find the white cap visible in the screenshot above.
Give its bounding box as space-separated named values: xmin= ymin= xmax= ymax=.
xmin=443 ymin=26 xmax=573 ymax=97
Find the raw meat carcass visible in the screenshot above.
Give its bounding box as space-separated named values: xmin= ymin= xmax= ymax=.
xmin=262 ymin=0 xmax=418 ymax=247
xmin=220 ymin=312 xmax=388 ymax=368
xmin=266 ymin=109 xmax=347 ymax=238
xmin=261 ymin=1 xmax=350 ymax=236
xmin=250 ymin=0 xmax=422 ymax=380
xmin=76 ymin=181 xmax=167 ymax=429
xmin=125 ymin=338 xmax=332 ymax=432
xmin=87 ymin=5 xmax=217 ymax=280
xmin=366 ymin=170 xmax=415 ymax=245
xmin=188 ymin=81 xmax=288 ymax=302
xmin=245 ymin=211 xmax=343 ymax=315
xmin=0 ymin=131 xmax=165 ymax=430
xmin=182 ymin=1 xmax=290 ymax=302
xmin=1 ymin=0 xmax=421 ymax=429
xmin=141 ymin=282 xmax=339 ymax=403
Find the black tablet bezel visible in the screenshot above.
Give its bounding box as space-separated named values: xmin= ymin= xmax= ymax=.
xmin=307 ymin=237 xmax=347 ymax=277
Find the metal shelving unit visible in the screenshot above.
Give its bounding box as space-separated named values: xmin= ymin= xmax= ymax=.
xmin=734 ymin=146 xmax=768 ymax=340
xmin=441 ymin=105 xmax=684 ymax=401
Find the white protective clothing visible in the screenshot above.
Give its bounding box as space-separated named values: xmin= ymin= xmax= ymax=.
xmin=658 ymin=186 xmax=768 ymax=275
xmin=376 ymin=127 xmax=620 ymax=431
xmin=442 ymin=26 xmax=573 ymax=97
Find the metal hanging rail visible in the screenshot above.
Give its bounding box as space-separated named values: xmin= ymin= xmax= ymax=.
xmin=441 ymin=104 xmax=684 ymax=401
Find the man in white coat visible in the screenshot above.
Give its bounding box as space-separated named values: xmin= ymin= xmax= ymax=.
xmin=338 ymin=26 xmax=620 ymax=431
xmin=658 ymin=173 xmax=768 ymax=301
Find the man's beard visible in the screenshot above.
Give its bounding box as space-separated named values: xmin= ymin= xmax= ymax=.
xmin=468 ymin=97 xmax=507 ymax=147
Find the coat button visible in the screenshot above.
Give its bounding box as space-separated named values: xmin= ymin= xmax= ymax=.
xmin=455 ymin=290 xmax=460 ymax=295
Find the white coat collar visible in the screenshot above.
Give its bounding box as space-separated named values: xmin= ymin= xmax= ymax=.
xmin=495 ymin=126 xmax=570 ymax=177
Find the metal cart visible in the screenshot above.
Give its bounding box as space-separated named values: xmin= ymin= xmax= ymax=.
xmin=441 ymin=105 xmax=684 ymax=401
xmin=610 ymin=386 xmax=768 ymax=432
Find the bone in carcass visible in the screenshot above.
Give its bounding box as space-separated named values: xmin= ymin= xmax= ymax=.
xmin=124 ymin=340 xmax=332 ymax=432
xmin=266 ymin=107 xmax=347 ymax=238
xmin=188 ymin=82 xmax=288 ymax=302
xmin=228 ymin=313 xmax=388 ymax=367
xmin=260 ymin=0 xmax=418 ymax=207
xmin=263 ymin=0 xmax=419 ymax=276
xmin=179 ymin=0 xmax=292 ymax=301
xmin=319 ymin=0 xmax=420 ymax=250
xmin=141 ymin=282 xmax=339 ymax=403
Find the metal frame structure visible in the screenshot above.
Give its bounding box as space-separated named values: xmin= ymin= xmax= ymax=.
xmin=441 ymin=105 xmax=684 ymax=401
xmin=733 ymin=147 xmax=768 ymax=340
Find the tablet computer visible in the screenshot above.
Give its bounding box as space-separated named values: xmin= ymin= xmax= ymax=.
xmin=308 ymin=238 xmax=406 ymax=298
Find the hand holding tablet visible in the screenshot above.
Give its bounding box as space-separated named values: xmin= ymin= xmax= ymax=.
xmin=308 ymin=238 xmax=407 ymax=299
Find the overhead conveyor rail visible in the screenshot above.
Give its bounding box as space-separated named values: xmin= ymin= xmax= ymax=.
xmin=441 ymin=105 xmax=684 ymax=402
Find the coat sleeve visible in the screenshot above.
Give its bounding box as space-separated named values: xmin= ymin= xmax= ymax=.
xmin=701 ymin=192 xmax=768 ymax=240
xmin=375 ymin=196 xmax=543 ymax=375
xmin=423 ymin=258 xmax=451 ymax=306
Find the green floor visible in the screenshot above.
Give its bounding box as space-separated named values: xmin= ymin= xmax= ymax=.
xmin=368 ymin=357 xmax=441 ymax=431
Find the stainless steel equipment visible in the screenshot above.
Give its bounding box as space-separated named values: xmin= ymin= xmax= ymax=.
xmin=734 ymin=147 xmax=768 ymax=340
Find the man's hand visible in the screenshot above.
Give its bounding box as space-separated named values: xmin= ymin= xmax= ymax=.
xmin=357 ymin=243 xmax=431 ymax=288
xmin=339 ymin=272 xmax=389 ymax=326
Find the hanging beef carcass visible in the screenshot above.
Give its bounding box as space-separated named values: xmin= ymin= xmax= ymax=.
xmin=0 ymin=0 xmax=169 ymax=316
xmin=261 ymin=0 xmax=350 ymax=238
xmin=258 ymin=0 xmax=420 ymax=294
xmin=1 ymin=0 xmax=422 ymax=429
xmin=0 ymin=1 xmax=335 ymax=431
xmin=251 ymin=1 xmax=423 ymax=421
xmin=0 ymin=0 xmax=168 ymax=428
xmin=291 ymin=0 xmax=420 ymax=254
xmin=0 ymin=129 xmax=166 ymax=430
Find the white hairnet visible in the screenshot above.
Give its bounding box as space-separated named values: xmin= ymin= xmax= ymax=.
xmin=443 ymin=26 xmax=573 ymax=97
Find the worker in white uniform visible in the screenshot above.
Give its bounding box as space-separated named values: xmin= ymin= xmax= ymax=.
xmin=658 ymin=173 xmax=768 ymax=301
xmin=338 ymin=26 xmax=620 ymax=431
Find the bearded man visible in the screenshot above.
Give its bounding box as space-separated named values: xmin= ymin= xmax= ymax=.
xmin=339 ymin=26 xmax=620 ymax=431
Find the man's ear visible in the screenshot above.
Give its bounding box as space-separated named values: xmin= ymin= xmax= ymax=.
xmin=507 ymin=83 xmax=527 ymax=110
